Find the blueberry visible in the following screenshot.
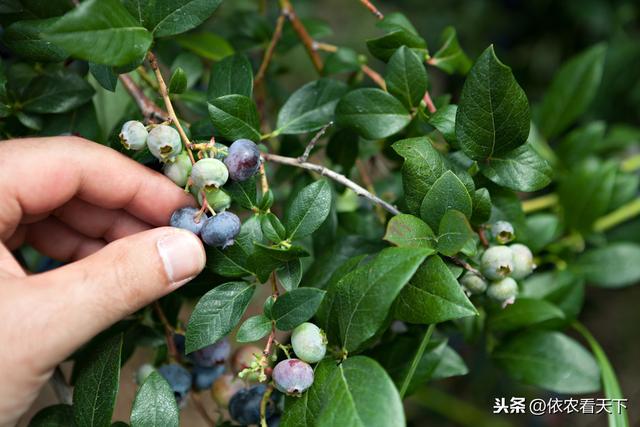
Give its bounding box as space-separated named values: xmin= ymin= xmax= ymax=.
xmin=169 ymin=207 xmax=206 ymax=236
xmin=459 ymin=271 xmax=488 ymax=294
xmin=119 ymin=120 xmax=148 ymax=150
xmin=201 ymin=211 xmax=241 ymax=249
xmin=231 ymin=345 xmax=262 ymax=374
xmin=163 ymin=151 xmax=192 ymax=187
xmin=135 ymin=363 xmax=155 ymax=385
xmin=291 ymin=323 xmax=327 ymax=364
xmin=509 ymin=243 xmax=535 ymax=280
xmin=487 ymin=277 xmax=518 ymax=303
xmin=157 ymin=363 xmax=192 ymax=405
xmin=197 ymin=188 xmax=232 ymax=212
xmin=211 ymin=373 xmax=245 ymax=408
xmin=229 ymin=384 xmax=276 ymax=425
xmin=190 ymin=338 xmax=231 ymax=367
xmin=491 ymin=221 xmax=515 ymax=244
xmin=191 ymin=365 xmax=225 ymax=391
xmin=481 ymin=246 xmax=514 ymax=281
xmin=173 ymin=333 xmax=186 ymax=357
xmin=224 ymin=139 xmax=261 ymax=182
xmin=191 ymin=158 xmax=229 ymax=190
xmin=267 ymin=414 xmax=281 ymax=427
xmin=147 ymin=125 xmax=182 ymax=162
xmin=272 ymin=358 xmax=314 ymax=396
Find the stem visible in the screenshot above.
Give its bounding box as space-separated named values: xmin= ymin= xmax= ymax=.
xmin=279 ymin=0 xmax=323 ymax=73
xmin=521 ymin=193 xmax=559 ymax=213
xmin=620 ymin=153 xmax=640 ymax=172
xmin=477 ymin=227 xmax=489 ymax=248
xmin=136 ymin=66 xmax=158 ymax=90
xmin=118 ymin=74 xmax=167 ymax=122
xmin=399 ymin=324 xmax=435 ymax=398
xmin=299 ymin=122 xmax=333 ymax=162
xmin=50 ymin=366 xmax=73 ymax=405
xmin=259 ymin=385 xmax=275 ymax=427
xmin=593 ymin=198 xmax=640 ymax=233
xmin=191 ymin=392 xmax=216 ymax=427
xmin=361 ymin=64 xmax=386 ymax=90
xmin=359 ymin=0 xmax=384 ymax=19
xmin=444 ymin=256 xmax=482 ymax=276
xmin=262 ymin=152 xmax=400 ymax=215
xmin=422 ymin=90 xmax=437 ymax=114
xmin=255 ymin=13 xmax=286 ymax=85
xmin=154 ymin=302 xmax=179 ymax=362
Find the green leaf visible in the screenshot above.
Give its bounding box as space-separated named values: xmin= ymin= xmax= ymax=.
xmin=89 ymin=64 xmax=118 ymax=92
xmin=436 ymin=210 xmax=473 ymax=256
xmin=208 ymin=95 xmax=261 ymax=142
xmin=428 ymin=104 xmax=457 ymax=143
xmin=395 ymin=255 xmax=477 ymax=324
xmin=488 ymin=298 xmax=565 ymax=332
xmin=272 ymin=287 xmax=325 ymax=331
xmin=281 ymin=356 xmax=405 ymax=427
xmin=284 ymin=180 xmax=332 ymax=240
xmin=366 ymin=29 xmax=427 ymax=62
xmin=45 ymin=0 xmax=152 ymax=67
xmin=522 ymin=271 xmax=585 ymax=322
xmin=393 ymin=137 xmax=447 ymax=214
xmin=21 ymin=71 xmax=94 ymax=114
xmin=471 ymin=188 xmax=491 ymax=225
xmin=168 ymin=67 xmax=187 ymax=94
xmin=572 ymin=243 xmax=640 ymax=288
xmin=249 ymin=243 xmax=308 ymax=283
xmin=236 ymin=315 xmax=272 ymax=343
xmin=130 ymin=371 xmax=179 ymax=427
xmin=455 ymin=45 xmax=530 ymax=160
xmin=430 ymin=26 xmax=472 ymax=75
xmin=480 ymin=144 xmax=552 ymax=192
xmin=73 ymin=334 xmax=123 ymax=427
xmin=276 ymin=259 xmax=303 ymax=292
xmin=207 ymin=54 xmax=253 ymax=100
xmin=323 ymin=47 xmax=361 ymax=75
xmin=336 ymin=88 xmax=411 ymax=140
xmin=385 ymin=46 xmax=428 ymax=109
xmin=123 ymin=0 xmax=222 ymax=38
xmin=29 ymin=404 xmax=75 ymax=427
xmin=522 ymin=213 xmax=562 ymax=253
xmin=185 ymin=282 xmax=255 ymax=353
xmin=327 ymin=247 xmax=430 ymax=352
xmin=206 ymin=216 xmax=261 ymax=277
xmin=175 ymin=32 xmax=233 ymax=61
xmin=383 ymin=214 xmax=436 ymax=249
xmin=535 ymin=44 xmax=607 ymax=138
xmin=225 ymin=175 xmax=257 ymax=210
xmin=4 ymin=18 xmax=68 ymax=62
xmin=376 ymin=12 xmax=418 ymax=35
xmin=493 ymin=330 xmax=600 ymax=394
xmin=275 ymin=79 xmax=347 ymax=135
xmin=261 ymin=213 xmax=287 ymax=243
xmin=419 ymin=170 xmax=472 ymax=230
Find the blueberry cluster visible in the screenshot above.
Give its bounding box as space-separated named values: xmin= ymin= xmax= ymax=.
xmin=459 ymin=221 xmax=535 ymax=307
xmin=119 ymin=122 xmax=262 ymax=250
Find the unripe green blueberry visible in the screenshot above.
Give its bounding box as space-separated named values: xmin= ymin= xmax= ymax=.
xmin=147 ymin=125 xmax=182 ymax=162
xmin=291 ymin=322 xmax=327 ymax=363
xmin=198 ymin=188 xmax=232 ymax=212
xmin=481 ymin=246 xmax=514 ymax=280
xmin=491 ymin=221 xmax=515 ymax=244
xmin=135 ymin=363 xmax=155 ymax=385
xmin=191 ymin=158 xmax=229 ymax=190
xmin=119 ymin=120 xmax=148 ymax=150
xmin=487 ymin=277 xmax=518 ymax=302
xmin=510 ymin=243 xmax=534 ymax=280
xmin=459 ymin=272 xmax=488 ymax=294
xmin=163 ymin=151 xmax=191 ymax=186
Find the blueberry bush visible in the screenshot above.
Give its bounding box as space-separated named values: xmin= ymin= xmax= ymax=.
xmin=2 ymin=0 xmax=640 ymax=426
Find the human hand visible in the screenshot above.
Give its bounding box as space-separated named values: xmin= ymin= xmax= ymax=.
xmin=0 ymin=137 xmax=206 ymax=426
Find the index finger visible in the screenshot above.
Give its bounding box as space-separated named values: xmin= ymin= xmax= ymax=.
xmin=0 ymin=137 xmax=194 ymax=238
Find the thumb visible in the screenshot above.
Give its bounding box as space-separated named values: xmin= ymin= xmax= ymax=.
xmin=24 ymin=226 xmax=205 ymax=367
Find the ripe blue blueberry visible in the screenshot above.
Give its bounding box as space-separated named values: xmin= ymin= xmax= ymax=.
xmin=191 ymin=365 xmax=225 ymax=391
xmin=211 ymin=373 xmax=245 ymax=408
xmin=272 ymin=358 xmax=314 ymax=396
xmin=147 ymin=125 xmax=182 ymax=162
xmin=509 ymin=243 xmax=535 ymax=279
xmin=201 ymin=211 xmax=241 ymax=249
xmin=267 ymin=415 xmax=281 ymax=427
xmin=163 ymin=151 xmax=192 ymax=187
xmin=491 ymin=221 xmax=515 ymax=244
xmin=157 ymin=363 xmax=192 ymax=405
xmin=190 ymin=338 xmax=231 ymax=367
xmin=487 ymin=276 xmax=518 ymax=303
xmin=459 ymin=272 xmax=488 ymax=295
xmin=170 ymin=207 xmax=205 ymax=236
xmin=197 ymin=188 xmax=232 ymax=212
xmin=172 ymin=333 xmax=186 ymax=357
xmin=119 ymin=120 xmax=148 ymax=150
xmin=191 ymin=158 xmax=229 ymax=190
xmin=229 ymin=384 xmax=276 ymax=425
xmin=224 ymin=139 xmax=261 ymax=182
xmin=291 ymin=323 xmax=327 ymax=363
xmin=135 ymin=363 xmax=155 ymax=385
xmin=481 ymin=246 xmax=514 ymax=281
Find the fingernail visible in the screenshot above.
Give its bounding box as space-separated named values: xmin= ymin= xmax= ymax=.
xmin=157 ymin=230 xmax=205 ymax=286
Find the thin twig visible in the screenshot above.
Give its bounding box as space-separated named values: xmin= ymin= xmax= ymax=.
xmin=118 ymin=74 xmax=168 ymax=122
xmin=255 ymin=13 xmax=286 ymax=85
xmin=361 ymin=64 xmax=387 ymax=90
xmin=153 ymin=302 xmax=179 ymax=361
xmin=259 ymin=163 xmax=270 ymax=194
xmin=359 ymin=0 xmax=384 ymax=19
xmin=444 ymin=256 xmax=482 ymax=276
xmin=136 ymin=66 xmax=158 ymax=90
xmin=263 ymin=152 xmax=400 ymax=215
xmin=423 ymin=90 xmax=437 ymax=114
xmin=299 ymin=122 xmax=333 ymax=162
xmin=50 ymin=366 xmax=73 ymax=405
xmin=279 ymin=0 xmax=324 ymax=73
xmin=191 ymin=392 xmax=216 ymax=427
xmin=478 ymin=227 xmax=489 ymax=248
xmin=521 ymin=193 xmax=559 ymax=213
xmin=260 ymin=384 xmax=275 ymax=427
